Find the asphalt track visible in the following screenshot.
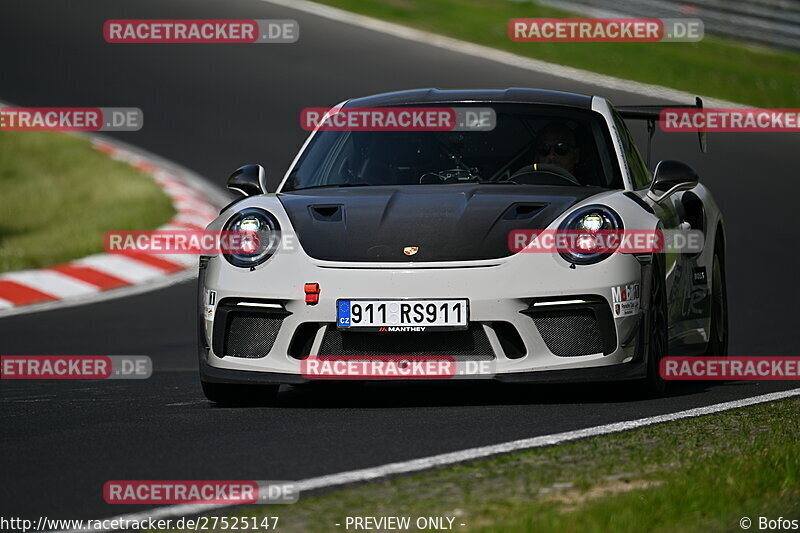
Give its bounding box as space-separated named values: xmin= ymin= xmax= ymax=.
xmin=1 ymin=0 xmax=799 ymax=522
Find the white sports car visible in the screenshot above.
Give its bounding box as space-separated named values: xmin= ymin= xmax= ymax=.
xmin=198 ymin=88 xmax=727 ymax=404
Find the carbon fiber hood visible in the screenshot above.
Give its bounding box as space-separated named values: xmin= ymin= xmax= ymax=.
xmin=278 ymin=184 xmax=603 ymax=262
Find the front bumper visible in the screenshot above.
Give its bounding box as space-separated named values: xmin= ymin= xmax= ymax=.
xmin=199 ymin=244 xmax=649 ymax=383
xmin=199 ymin=350 xmax=647 ymax=384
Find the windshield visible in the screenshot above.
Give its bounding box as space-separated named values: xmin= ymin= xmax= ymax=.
xmin=281 ymin=103 xmax=622 ymax=191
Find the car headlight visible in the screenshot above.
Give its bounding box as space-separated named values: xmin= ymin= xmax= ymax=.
xmin=222 ymin=207 xmax=281 ymax=268
xmin=558 ymin=204 xmax=623 ymax=265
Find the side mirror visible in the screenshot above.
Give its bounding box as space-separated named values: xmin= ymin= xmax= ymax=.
xmin=227 ymin=164 xmax=267 ymax=196
xmin=647 ymin=160 xmax=698 ymax=203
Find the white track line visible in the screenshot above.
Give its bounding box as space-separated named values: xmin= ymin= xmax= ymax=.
xmin=261 ymin=0 xmax=745 ymax=107
xmin=55 ymin=387 xmax=800 ymax=532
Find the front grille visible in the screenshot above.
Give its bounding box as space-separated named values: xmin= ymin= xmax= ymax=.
xmin=288 ymin=322 xmax=321 ymax=360
xmin=491 ymin=322 xmax=526 ymax=359
xmin=222 ymin=312 xmax=285 ymax=358
xmin=318 ymin=324 xmax=495 ymax=360
xmin=531 ymin=309 xmax=604 ymax=357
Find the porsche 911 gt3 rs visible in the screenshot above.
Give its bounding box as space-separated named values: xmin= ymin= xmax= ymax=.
xmin=197 ymin=88 xmax=727 ymax=404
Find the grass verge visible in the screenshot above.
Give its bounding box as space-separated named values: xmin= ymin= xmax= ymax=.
xmin=0 ymin=131 xmax=175 ymax=273
xmin=188 ymin=397 xmax=800 ymax=532
xmin=313 ymin=0 xmax=800 ymax=107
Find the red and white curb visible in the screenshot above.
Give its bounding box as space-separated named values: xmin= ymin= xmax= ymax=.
xmin=0 ymin=136 xmax=231 ymax=318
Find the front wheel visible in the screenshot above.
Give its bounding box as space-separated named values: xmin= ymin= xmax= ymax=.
xmin=704 ymin=242 xmax=728 ymax=357
xmin=201 ymin=381 xmax=280 ymax=406
xmin=634 ymin=257 xmax=669 ymax=397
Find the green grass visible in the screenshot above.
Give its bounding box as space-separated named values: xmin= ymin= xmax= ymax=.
xmin=182 ymin=397 xmax=800 ymax=533
xmin=314 ymin=0 xmax=800 ymax=107
xmin=0 ymin=131 xmax=175 ymax=272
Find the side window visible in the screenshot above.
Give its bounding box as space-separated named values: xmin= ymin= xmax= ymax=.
xmin=612 ymin=111 xmax=651 ymax=189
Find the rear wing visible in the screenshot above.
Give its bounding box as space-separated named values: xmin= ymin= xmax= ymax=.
xmin=616 ymin=97 xmax=707 ymax=167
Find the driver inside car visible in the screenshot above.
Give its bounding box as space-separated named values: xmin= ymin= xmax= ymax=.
xmin=511 ymin=121 xmax=582 ymax=183
xmin=534 ymin=122 xmax=580 ymax=175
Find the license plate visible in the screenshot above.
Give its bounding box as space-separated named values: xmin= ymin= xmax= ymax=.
xmin=336 ymin=299 xmax=469 ymax=331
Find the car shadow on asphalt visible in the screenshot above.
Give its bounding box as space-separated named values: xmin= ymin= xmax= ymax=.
xmin=208 ymin=380 xmax=722 ymax=409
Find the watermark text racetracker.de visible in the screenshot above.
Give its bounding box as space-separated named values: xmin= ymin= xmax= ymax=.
xmin=661 ymin=357 xmax=800 ymax=380
xmin=104 ymin=19 xmax=298 ymax=43
xmin=302 ymin=356 xmax=496 ymax=379
xmin=509 ymin=18 xmax=704 ymax=42
xmin=508 ymin=229 xmax=705 ymax=254
xmin=104 ymin=230 xmax=264 ymax=255
xmin=660 ymin=108 xmax=800 ymax=132
xmin=0 ymin=107 xmax=142 ymax=131
xmin=104 ymin=480 xmax=298 ymax=504
xmin=0 ymin=356 xmax=151 ymax=380
xmin=300 ymin=107 xmax=496 ymax=131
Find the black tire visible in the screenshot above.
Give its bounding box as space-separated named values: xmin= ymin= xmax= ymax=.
xmin=704 ymin=240 xmax=728 ymax=357
xmin=201 ymin=381 xmax=280 ymax=406
xmin=635 ymin=256 xmax=669 ymax=397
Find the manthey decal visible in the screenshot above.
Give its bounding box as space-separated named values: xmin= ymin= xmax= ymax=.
xmin=378 ymin=326 xmax=427 ymax=332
